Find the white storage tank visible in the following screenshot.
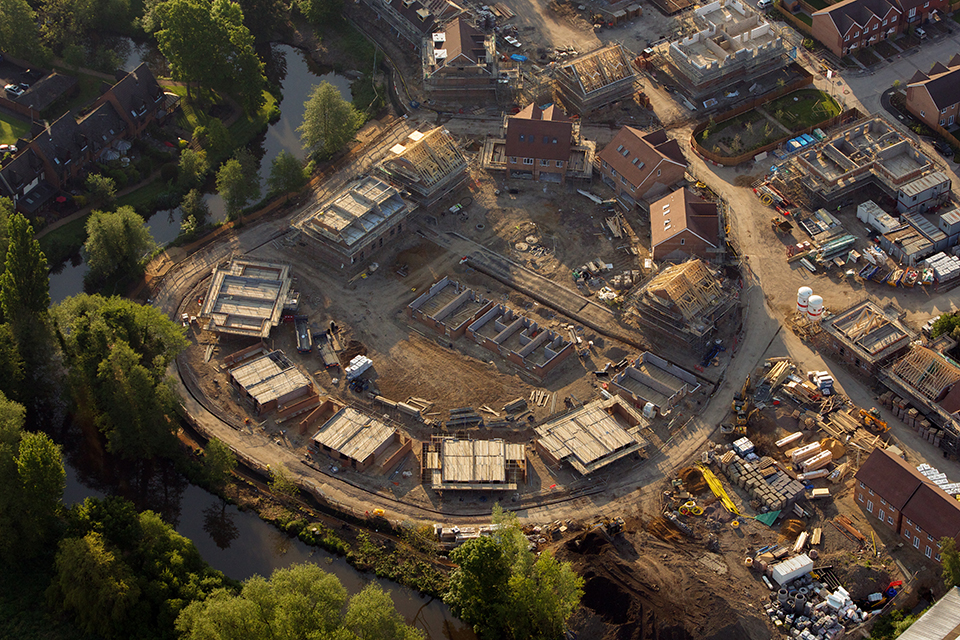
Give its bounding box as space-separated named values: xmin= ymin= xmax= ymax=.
xmin=806 ymin=295 xmax=823 ymax=323
xmin=797 ymin=287 xmax=812 ymax=314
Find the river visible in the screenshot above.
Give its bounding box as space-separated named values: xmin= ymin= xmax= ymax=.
xmin=49 ymin=43 xmax=352 ymax=301
xmin=50 ymin=42 xmax=473 ymax=639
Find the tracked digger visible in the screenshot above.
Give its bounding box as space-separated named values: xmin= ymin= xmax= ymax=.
xmin=725 ymin=375 xmax=752 ymax=435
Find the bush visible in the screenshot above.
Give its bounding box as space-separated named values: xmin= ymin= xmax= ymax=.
xmin=160 ymin=163 xmax=178 ymax=183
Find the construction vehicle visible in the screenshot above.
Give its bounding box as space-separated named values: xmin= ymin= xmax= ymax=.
xmin=771 ymin=217 xmax=794 ymax=234
xmin=731 ymin=375 xmax=752 ymax=429
xmin=859 ymin=408 xmax=889 ymax=433
xmin=604 ymin=517 xmax=625 ymax=536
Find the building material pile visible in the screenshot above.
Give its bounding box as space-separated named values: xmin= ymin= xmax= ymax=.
xmin=718 ymin=448 xmax=806 ymax=511
xmin=923 ymin=252 xmax=960 ymax=288
xmin=762 ymin=578 xmax=873 ymax=638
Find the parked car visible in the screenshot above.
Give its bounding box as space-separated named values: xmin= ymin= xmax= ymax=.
xmin=934 ymin=140 xmax=954 ymax=158
xmin=922 ymin=316 xmax=939 ymax=337
xmin=915 ymin=27 xmax=927 ymax=40
xmin=757 ymin=0 xmax=773 ymax=8
xmin=17 ymin=82 xmax=29 ymax=92
xmin=3 ymin=84 xmax=23 ymax=97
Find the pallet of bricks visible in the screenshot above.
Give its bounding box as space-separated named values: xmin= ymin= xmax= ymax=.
xmin=878 ymin=392 xmax=941 ymax=446
xmin=718 ymin=449 xmax=806 ymax=512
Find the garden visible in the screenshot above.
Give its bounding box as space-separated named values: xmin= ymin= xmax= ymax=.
xmin=695 ymin=89 xmax=842 ymax=158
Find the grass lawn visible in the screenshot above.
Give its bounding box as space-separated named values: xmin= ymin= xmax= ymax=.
xmin=804 ymin=0 xmax=830 ymax=10
xmin=40 ymin=213 xmax=88 ymax=267
xmin=795 ymin=11 xmax=813 ymax=25
xmin=874 ymin=40 xmax=899 ymax=59
xmin=766 ymin=89 xmax=841 ymax=130
xmin=0 ymin=111 xmax=30 ymax=145
xmin=954 ymin=11 xmax=960 ymax=24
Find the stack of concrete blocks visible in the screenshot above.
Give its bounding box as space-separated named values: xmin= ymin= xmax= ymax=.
xmin=762 ymin=575 xmax=858 ymax=640
xmin=879 ymin=392 xmax=940 ymax=446
xmin=719 ymin=453 xmax=806 ymax=512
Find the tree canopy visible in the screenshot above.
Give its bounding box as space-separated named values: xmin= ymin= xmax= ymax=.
xmin=153 ymin=0 xmax=266 ymax=113
xmin=178 ymin=148 xmax=209 ymax=189
xmin=299 ymin=82 xmax=362 ymax=159
xmin=54 ymin=294 xmax=188 ymax=460
xmin=51 ymin=497 xmax=230 ymax=640
xmin=85 ymin=173 xmax=117 ymax=206
xmin=1 ymin=213 xmax=49 ymax=319
xmin=202 ymin=437 xmax=237 ymax=488
xmin=0 ymin=0 xmax=50 ymax=65
xmin=267 ymin=150 xmax=308 ymax=196
xmin=83 ymin=206 xmax=156 ymax=282
xmin=216 ymin=151 xmax=261 ymax=220
xmin=0 ymin=391 xmax=64 ymax=564
xmin=175 ymin=563 xmax=424 ymax=640
xmin=444 ymin=505 xmax=583 ymax=640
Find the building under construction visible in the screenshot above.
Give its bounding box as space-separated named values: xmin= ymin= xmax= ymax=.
xmin=422 ymin=437 xmax=526 ymax=491
xmin=200 ymin=260 xmax=293 ymax=338
xmin=376 ymin=127 xmax=467 ymax=207
xmin=628 ymin=259 xmax=739 ymax=354
xmin=554 ymin=44 xmax=638 ymax=115
xmin=815 ymin=300 xmax=915 ymax=376
xmin=881 ymin=345 xmax=960 ymax=454
xmin=535 ymin=396 xmax=648 ymax=476
xmin=665 ymin=0 xmax=789 ymax=98
xmin=794 ymin=116 xmax=937 ymax=209
xmin=610 ymin=352 xmax=701 ymax=416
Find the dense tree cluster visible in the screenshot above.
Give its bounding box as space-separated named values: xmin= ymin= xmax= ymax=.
xmin=299 ymin=82 xmax=362 ymax=159
xmin=83 ymin=206 xmax=156 ymax=283
xmin=175 ymin=563 xmax=423 ymax=640
xmin=445 ymin=505 xmax=583 ymax=640
xmin=152 ymin=0 xmax=267 ymax=114
xmin=54 ymin=294 xmax=188 ymax=459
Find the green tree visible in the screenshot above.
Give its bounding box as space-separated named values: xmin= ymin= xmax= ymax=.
xmin=942 ymin=537 xmax=960 ymax=588
xmin=0 ymin=392 xmax=64 ymax=563
xmin=216 ymin=152 xmax=260 ymax=220
xmin=0 ymin=0 xmax=50 ymax=65
xmin=50 ymin=532 xmax=142 ymax=638
xmin=299 ymin=81 xmax=361 ymax=159
xmin=175 ymin=563 xmax=424 ymax=640
xmin=179 ymin=188 xmax=209 ymax=239
xmin=267 ymin=150 xmax=308 ymax=197
xmin=297 ymin=0 xmax=343 ymax=25
xmin=95 ymin=341 xmax=179 ymax=459
xmin=203 ymin=437 xmax=237 ymax=488
xmin=445 ymin=504 xmax=583 ymax=640
xmin=178 ymin=148 xmax=209 ymax=188
xmin=446 ymin=536 xmax=512 ymax=640
xmin=932 ymin=313 xmax=960 ymax=340
xmin=0 ymin=323 xmax=24 ymax=400
xmin=1 ymin=213 xmax=49 ymax=318
xmin=85 ymin=173 xmax=117 ymax=206
xmin=268 ymin=464 xmax=299 ymax=498
xmin=192 ymin=118 xmax=231 ymax=157
xmin=153 ymin=0 xmax=265 ymax=111
xmin=0 ymin=196 xmax=13 ymax=269
xmin=83 ymin=206 xmax=156 ymax=282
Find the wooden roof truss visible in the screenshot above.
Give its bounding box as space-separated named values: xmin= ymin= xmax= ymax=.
xmin=892 ymin=346 xmax=960 ymax=401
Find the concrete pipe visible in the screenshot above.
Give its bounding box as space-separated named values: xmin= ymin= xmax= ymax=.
xmin=778 ymin=589 xmax=788 ymax=603
xmin=794 ymin=594 xmax=806 ymax=613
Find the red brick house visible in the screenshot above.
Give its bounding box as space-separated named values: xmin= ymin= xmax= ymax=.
xmin=905 ymin=55 xmax=960 ymax=129
xmin=494 ymin=103 xmax=594 ymax=184
xmin=649 ymin=188 xmax=719 ymax=262
xmin=422 ymin=17 xmax=498 ymax=95
xmin=597 ymin=127 xmax=686 ymax=206
xmin=812 ymin=0 xmax=902 ymax=57
xmin=855 ymin=448 xmax=960 ymax=562
xmin=90 ymin=63 xmax=171 ymax=137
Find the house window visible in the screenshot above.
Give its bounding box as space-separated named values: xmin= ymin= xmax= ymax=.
xmin=921 ymin=111 xmax=925 ymax=117
xmin=926 ymin=546 xmax=932 ymax=558
xmin=620 ymin=176 xmax=627 ymax=185
xmin=936 ymin=553 xmax=942 ymax=562
xmin=882 ymin=19 xmax=887 ymax=25
xmin=906 ymin=518 xmax=912 ymax=526
xmin=519 ymin=134 xmax=525 ymax=142
xmin=879 ymin=510 xmax=885 ymax=522
xmin=552 ymin=138 xmax=557 ymax=144
xmin=611 ymin=169 xmax=618 ymax=177
xmin=941 ymin=119 xmax=946 ymax=126
xmin=680 ymin=238 xmax=685 ymax=245
xmin=904 ymin=528 xmax=911 ymax=539
xmin=867 ymin=500 xmax=874 ymax=513
xmin=880 ymin=499 xmax=886 ymax=506
xmin=602 ymin=160 xmax=608 ymax=169
xmin=909 ymin=7 xmax=916 ymax=16
xmin=868 ymin=489 xmax=874 ymax=495
xmin=510 ymin=156 xmax=517 ymax=163
xmin=859 ymin=482 xmax=865 ymax=488
xmin=523 ymin=157 xmax=534 ymax=165
xmin=854 ymin=31 xmax=859 ymax=37
xmin=556 ymin=160 xmax=563 ymax=168
xmin=543 ymin=136 xmax=549 ymax=144
xmin=924 ymin=1 xmax=928 ymax=7
xmin=858 ymin=493 xmax=864 ymax=502
xmin=657 ymin=169 xmax=661 ymax=177
xmin=942 ymin=108 xmax=948 ymax=114
xmin=540 ymin=159 xmax=549 ymax=166
xmin=845 ymin=35 xmax=850 ymax=41
xmin=914 ymin=536 xmax=920 ymax=549
xmin=887 ymin=515 xmax=894 ymax=525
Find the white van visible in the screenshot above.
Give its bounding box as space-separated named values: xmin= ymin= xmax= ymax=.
xmin=758 ymin=0 xmax=774 ymax=9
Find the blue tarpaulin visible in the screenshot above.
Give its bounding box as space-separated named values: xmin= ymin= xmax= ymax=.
xmin=511 ymin=54 xmax=527 ymax=62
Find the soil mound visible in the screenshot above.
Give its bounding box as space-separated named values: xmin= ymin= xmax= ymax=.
xmin=581 ymin=573 xmax=631 ymax=624
xmin=566 ymin=529 xmax=610 ymax=555
xmin=340 ymin=340 xmax=367 ymax=363
xmin=678 ymin=467 xmax=707 ymax=495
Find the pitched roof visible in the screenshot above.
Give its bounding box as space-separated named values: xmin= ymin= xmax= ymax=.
xmin=104 ymin=63 xmax=163 ymax=122
xmin=650 ymin=188 xmax=719 ymax=250
xmin=950 ymin=54 xmax=960 ymax=68
xmin=0 ymin=149 xmax=44 ymax=197
xmin=814 ymin=0 xmax=899 ymax=36
xmin=31 ymin=113 xmax=84 ymax=169
xmin=901 ymin=483 xmax=960 ymax=540
xmin=854 ymin=448 xmax=926 ymax=510
xmin=908 ymin=60 xmax=960 ymax=111
xmin=898 ymin=588 xmax=960 ymax=640
xmin=442 ymin=17 xmax=487 ymax=65
xmin=503 ymin=103 xmax=573 ymax=161
xmin=909 ymin=70 xmax=930 ymax=84
xmin=597 ymin=127 xmax=686 ymax=195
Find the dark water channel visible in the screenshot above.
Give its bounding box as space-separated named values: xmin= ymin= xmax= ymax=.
xmin=49 ymin=43 xmax=351 ymax=301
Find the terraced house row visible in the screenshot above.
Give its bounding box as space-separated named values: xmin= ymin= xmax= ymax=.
xmin=811 ymin=0 xmax=944 ymax=57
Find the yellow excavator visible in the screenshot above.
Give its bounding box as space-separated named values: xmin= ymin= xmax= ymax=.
xmin=859 ymin=407 xmax=889 ymax=433
xmin=731 ymin=375 xmax=752 ymax=432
